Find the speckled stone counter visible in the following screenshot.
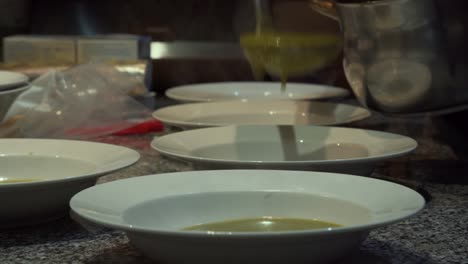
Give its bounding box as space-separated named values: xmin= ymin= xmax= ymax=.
xmin=1 ymin=110 xmax=467 ymax=264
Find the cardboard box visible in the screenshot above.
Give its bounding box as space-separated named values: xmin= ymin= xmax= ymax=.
xmin=3 ymin=34 xmax=150 ymax=65
xmin=3 ymin=35 xmax=76 ymax=65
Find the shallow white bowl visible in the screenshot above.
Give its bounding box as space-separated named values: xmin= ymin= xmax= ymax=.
xmin=153 ymin=100 xmax=371 ymax=129
xmin=151 ymin=125 xmax=417 ymax=175
xmin=0 ymin=139 xmax=140 ymax=227
xmin=166 ymin=82 xmax=350 ymax=102
xmin=71 ymin=170 xmax=425 ymax=264
xmin=0 ymin=85 xmax=30 ymax=121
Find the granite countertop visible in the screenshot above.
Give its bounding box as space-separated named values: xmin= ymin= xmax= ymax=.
xmin=1 ymin=110 xmax=468 ymax=264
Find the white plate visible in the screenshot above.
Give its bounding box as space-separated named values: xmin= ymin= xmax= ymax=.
xmin=0 ymin=71 xmax=29 ymax=91
xmin=71 ymin=170 xmax=425 ymax=264
xmin=153 ymin=100 xmax=371 ymax=129
xmin=0 ymin=139 xmax=140 ymax=227
xmin=151 ymin=125 xmax=417 ymax=175
xmin=166 ymin=82 xmax=350 ymax=102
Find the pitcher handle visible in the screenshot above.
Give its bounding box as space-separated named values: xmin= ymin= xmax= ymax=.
xmin=309 ymin=0 xmax=340 ymax=21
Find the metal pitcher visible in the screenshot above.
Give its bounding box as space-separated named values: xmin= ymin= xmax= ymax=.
xmin=310 ymin=0 xmax=468 ymax=114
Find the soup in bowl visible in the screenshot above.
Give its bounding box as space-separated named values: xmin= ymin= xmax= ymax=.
xmin=71 ymin=170 xmax=425 ymax=264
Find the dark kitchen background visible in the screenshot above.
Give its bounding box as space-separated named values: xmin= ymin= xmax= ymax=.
xmin=0 ymin=0 xmax=344 ymax=93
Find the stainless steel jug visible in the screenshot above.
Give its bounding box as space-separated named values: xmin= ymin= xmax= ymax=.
xmin=310 ymin=0 xmax=468 ymax=114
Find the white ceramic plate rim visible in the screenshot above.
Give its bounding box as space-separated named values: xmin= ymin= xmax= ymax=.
xmin=151 ymin=125 xmax=418 ymax=165
xmin=153 ymin=101 xmax=372 ymax=128
xmin=166 ymin=82 xmax=350 ymax=102
xmin=0 ymin=71 xmax=29 ymax=90
xmin=0 ymin=138 xmax=140 ymax=188
xmin=0 ymin=84 xmax=30 ymax=95
xmin=70 ymin=170 xmax=425 ymax=238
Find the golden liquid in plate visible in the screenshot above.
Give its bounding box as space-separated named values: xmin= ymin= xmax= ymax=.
xmin=183 ymin=217 xmax=341 ymax=232
xmin=0 ymin=177 xmax=42 ymax=183
xmin=240 ymin=32 xmax=342 ymax=91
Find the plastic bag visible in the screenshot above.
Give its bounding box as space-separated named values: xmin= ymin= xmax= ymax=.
xmin=2 ymin=63 xmax=153 ymax=139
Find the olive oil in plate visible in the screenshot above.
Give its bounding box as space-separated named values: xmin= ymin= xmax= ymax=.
xmin=183 ymin=217 xmax=342 ymax=232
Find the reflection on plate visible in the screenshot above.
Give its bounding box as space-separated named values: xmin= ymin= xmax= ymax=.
xmin=151 ymin=125 xmax=417 ymax=175
xmin=71 ymin=169 xmax=425 ymax=264
xmin=0 ymin=71 xmax=29 ymax=91
xmin=0 ymin=139 xmax=140 ymax=228
xmin=166 ymin=82 xmax=349 ymax=102
xmin=153 ymin=100 xmax=371 ymax=129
